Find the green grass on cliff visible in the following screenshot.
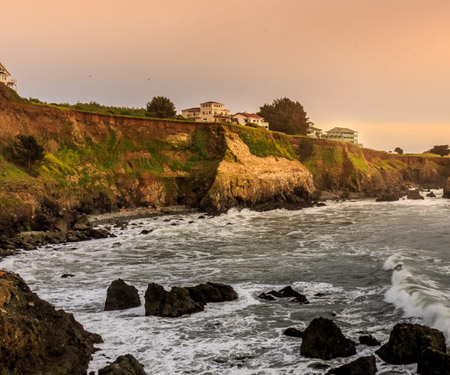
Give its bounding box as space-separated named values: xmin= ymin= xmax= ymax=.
xmin=234 ymin=128 xmax=295 ymax=160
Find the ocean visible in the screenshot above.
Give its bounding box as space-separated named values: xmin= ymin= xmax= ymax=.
xmin=2 ymin=191 xmax=449 ymax=374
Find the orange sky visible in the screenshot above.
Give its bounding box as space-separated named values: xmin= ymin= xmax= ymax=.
xmin=2 ymin=0 xmax=450 ymax=152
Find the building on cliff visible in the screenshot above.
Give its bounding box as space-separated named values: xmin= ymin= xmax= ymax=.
xmin=307 ymin=123 xmax=322 ymax=138
xmin=232 ymin=112 xmax=269 ymax=130
xmin=181 ymin=101 xmax=231 ymax=123
xmin=322 ymin=127 xmax=362 ymax=146
xmin=0 ymin=62 xmax=17 ymax=91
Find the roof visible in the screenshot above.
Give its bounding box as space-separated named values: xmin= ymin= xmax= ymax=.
xmin=326 ymin=127 xmax=357 ymax=134
xmin=200 ymin=101 xmax=223 ymax=105
xmin=233 ymin=112 xmax=263 ymax=119
xmin=308 ymin=125 xmax=322 ymax=131
xmin=182 ymin=107 xmax=200 ymax=112
xmin=0 ymin=62 xmax=11 ymax=76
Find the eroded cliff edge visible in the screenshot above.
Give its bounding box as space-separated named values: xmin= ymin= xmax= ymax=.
xmin=1 ymin=84 xmax=450 ymax=240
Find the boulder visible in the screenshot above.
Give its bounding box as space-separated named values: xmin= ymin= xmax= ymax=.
xmin=186 ymin=282 xmax=238 ymax=303
xmin=358 ymin=335 xmax=380 ymax=346
xmin=283 ymin=327 xmax=304 ymax=338
xmin=376 ymin=323 xmax=446 ymax=365
xmin=376 ymin=192 xmax=400 ymax=202
xmin=326 ymin=356 xmax=377 ymax=375
xmin=417 ymin=348 xmax=450 ymax=375
xmin=0 ymin=271 xmax=101 ymax=375
xmin=263 ymin=286 xmax=309 ymax=304
xmin=444 ymin=177 xmax=450 ymax=198
xmin=98 ymin=354 xmax=147 ymax=375
xmin=105 ymin=279 xmax=141 ymax=311
xmin=300 ymin=317 xmax=356 ymax=360
xmin=144 ymin=283 xmax=204 ymax=318
xmin=407 ymin=190 xmax=425 ymax=200
xmin=426 ymin=192 xmax=437 ymax=198
xmin=258 ymin=292 xmax=276 ymax=301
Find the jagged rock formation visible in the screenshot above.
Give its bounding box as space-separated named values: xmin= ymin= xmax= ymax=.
xmin=200 ymin=131 xmax=315 ymax=212
xmin=98 ymin=354 xmax=147 ymax=375
xmin=376 ymin=323 xmax=446 ymax=365
xmin=326 ymin=356 xmax=377 ymax=375
xmin=0 ymin=270 xmax=101 ymax=375
xmin=104 ymin=279 xmax=141 ymax=311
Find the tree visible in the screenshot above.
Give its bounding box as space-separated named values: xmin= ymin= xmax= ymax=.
xmin=145 ymin=96 xmax=176 ymax=118
xmin=12 ymin=134 xmax=45 ymax=172
xmin=428 ymin=145 xmax=450 ymax=157
xmin=257 ymin=98 xmax=310 ymax=135
xmin=394 ymin=147 xmax=403 ymax=155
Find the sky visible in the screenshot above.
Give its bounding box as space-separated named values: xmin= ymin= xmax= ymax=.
xmin=2 ymin=0 xmax=450 ymax=152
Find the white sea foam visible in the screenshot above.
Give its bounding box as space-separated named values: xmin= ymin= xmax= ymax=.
xmin=383 ymin=253 xmax=450 ymax=344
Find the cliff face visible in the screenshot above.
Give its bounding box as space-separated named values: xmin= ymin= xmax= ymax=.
xmin=1 ymin=86 xmax=450 ymax=234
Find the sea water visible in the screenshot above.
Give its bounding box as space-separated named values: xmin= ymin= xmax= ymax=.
xmin=1 ymin=191 xmax=449 ymax=374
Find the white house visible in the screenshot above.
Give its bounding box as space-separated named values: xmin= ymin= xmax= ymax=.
xmin=307 ymin=123 xmax=322 ymax=138
xmin=232 ymin=112 xmax=269 ymax=130
xmin=0 ymin=62 xmax=17 ymax=91
xmin=181 ymin=101 xmax=231 ymax=123
xmin=322 ymin=127 xmax=361 ymax=146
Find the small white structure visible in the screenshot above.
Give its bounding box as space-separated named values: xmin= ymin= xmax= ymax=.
xmin=322 ymin=127 xmax=361 ymax=146
xmin=307 ymin=123 xmax=322 ymax=138
xmin=232 ymin=112 xmax=269 ymax=130
xmin=181 ymin=101 xmax=231 ymax=123
xmin=0 ymin=62 xmax=17 ymax=91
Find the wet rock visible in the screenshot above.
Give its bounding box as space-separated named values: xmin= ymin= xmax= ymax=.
xmin=98 ymin=354 xmax=147 ymax=375
xmin=407 ymin=189 xmax=425 ymax=200
xmin=326 ymin=355 xmax=377 ymax=375
xmin=283 ymin=327 xmax=304 ymax=338
xmin=0 ymin=271 xmax=100 ymax=375
xmin=300 ymin=317 xmax=356 ymax=360
xmin=444 ymin=177 xmax=450 ymax=198
xmin=61 ymin=273 xmax=75 ymax=278
xmin=105 ymin=279 xmax=141 ymax=311
xmin=186 ymin=282 xmax=238 ymax=303
xmin=144 ymin=283 xmax=204 ymax=318
xmin=258 ymin=292 xmax=276 ymax=301
xmin=376 ymin=192 xmax=400 ymax=202
xmin=426 ymin=191 xmax=437 ymax=198
xmin=376 ymin=323 xmax=446 ymax=365
xmin=140 ymin=229 xmax=152 ymax=235
xmin=358 ymin=334 xmax=380 ymax=346
xmin=417 ymin=348 xmax=450 ymax=375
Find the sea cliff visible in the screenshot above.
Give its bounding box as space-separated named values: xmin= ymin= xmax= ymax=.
xmin=1 ymin=84 xmax=450 ymax=241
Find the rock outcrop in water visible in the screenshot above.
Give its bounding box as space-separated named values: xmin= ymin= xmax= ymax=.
xmin=444 ymin=177 xmax=450 ymax=198
xmin=300 ymin=317 xmax=356 ymax=360
xmin=104 ymin=279 xmax=141 ymax=311
xmin=258 ymin=285 xmax=309 ymax=304
xmin=0 ymin=270 xmax=102 ymax=375
xmin=376 ymin=323 xmax=446 ymax=365
xmin=98 ymin=354 xmax=147 ymax=375
xmin=417 ymin=348 xmax=450 ymax=375
xmin=144 ymin=282 xmax=238 ymax=318
xmin=326 ymin=356 xmax=377 ymax=375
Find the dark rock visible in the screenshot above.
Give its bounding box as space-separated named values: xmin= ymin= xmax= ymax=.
xmin=258 ymin=292 xmax=276 ymax=301
xmin=376 ymin=192 xmax=400 ymax=202
xmin=144 ymin=283 xmax=204 ymax=318
xmin=140 ymin=229 xmax=152 ymax=235
xmin=266 ymin=290 xmax=282 ymax=298
xmin=426 ymin=192 xmax=437 ymax=198
xmin=315 ymin=293 xmax=325 ymax=297
xmin=407 ymin=190 xmax=425 ymax=200
xmin=98 ymin=354 xmax=147 ymax=375
xmin=300 ymin=317 xmax=356 ymax=360
xmin=187 ymin=283 xmax=223 ymax=303
xmin=444 ymin=177 xmax=450 ymax=198
xmin=61 ymin=273 xmax=75 ymax=278
xmin=0 ymin=271 xmax=100 ymax=375
xmin=326 ymin=356 xmax=377 ymax=375
xmin=278 ymin=286 xmax=302 ymax=298
xmin=315 ymin=202 xmax=327 ymax=207
xmin=359 ymin=334 xmax=380 ymax=346
xmin=207 ymin=282 xmax=238 ymax=301
xmin=417 ymin=348 xmax=450 ymax=375
xmin=283 ymin=327 xmax=304 ymax=338
xmin=292 ymin=295 xmax=309 ymax=304
xmin=105 ymin=279 xmax=141 ymax=311
xmin=376 ymin=323 xmax=446 ymax=364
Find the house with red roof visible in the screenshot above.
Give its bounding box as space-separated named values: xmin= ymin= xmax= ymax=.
xmin=181 ymin=101 xmax=231 ymax=123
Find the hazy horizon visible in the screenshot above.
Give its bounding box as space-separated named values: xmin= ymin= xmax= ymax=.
xmin=3 ymin=0 xmax=450 ymax=153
